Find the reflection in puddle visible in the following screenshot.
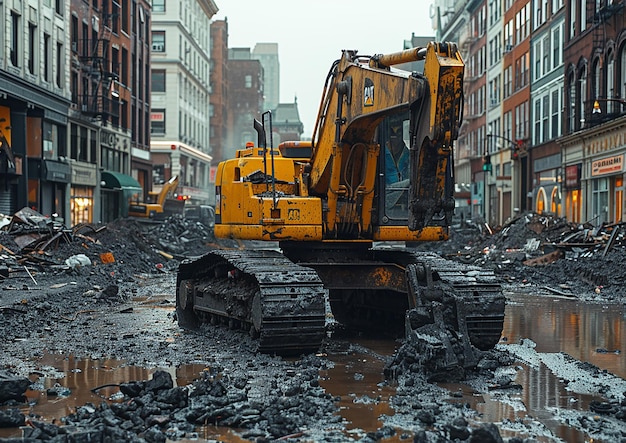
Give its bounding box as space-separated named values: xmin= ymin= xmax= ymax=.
xmin=504 ymin=293 xmax=625 ymax=378
xmin=0 ymin=355 xmax=210 ymax=440
xmin=443 ymin=292 xmax=626 ymax=442
xmin=320 ymin=340 xmax=397 ymax=439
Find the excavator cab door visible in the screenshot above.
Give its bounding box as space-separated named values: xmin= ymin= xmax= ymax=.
xmin=378 ymin=113 xmax=411 ymax=222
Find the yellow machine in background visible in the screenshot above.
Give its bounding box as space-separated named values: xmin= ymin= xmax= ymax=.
xmin=177 ymin=42 xmax=505 ymax=360
xmin=128 ymin=175 xmax=184 ymax=221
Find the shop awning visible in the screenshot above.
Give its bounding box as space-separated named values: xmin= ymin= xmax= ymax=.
xmin=101 ymin=171 xmax=142 ymax=191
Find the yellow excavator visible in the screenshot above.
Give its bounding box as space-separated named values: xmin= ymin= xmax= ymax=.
xmin=177 ymin=42 xmax=505 ymax=363
xmin=128 ymin=175 xmax=185 ymax=221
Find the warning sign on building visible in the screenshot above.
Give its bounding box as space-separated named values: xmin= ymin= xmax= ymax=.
xmin=592 ymin=154 xmax=624 ymax=176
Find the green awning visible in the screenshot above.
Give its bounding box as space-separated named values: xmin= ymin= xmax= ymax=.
xmin=101 ymin=171 xmax=142 ymax=191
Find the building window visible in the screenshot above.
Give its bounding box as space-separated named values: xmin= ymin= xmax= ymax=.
xmin=121 ymin=0 xmax=129 ymax=32
xmin=621 ymin=45 xmax=626 ymax=102
xmin=112 ymin=2 xmax=120 ymax=34
xmin=79 ymin=126 xmax=88 ymax=162
xmin=245 ymin=75 xmax=252 ymax=88
xmin=10 ymin=12 xmax=20 ymax=67
xmin=152 ymin=70 xmax=166 ymax=92
xmin=580 ymin=0 xmax=587 ymax=32
xmin=606 ymin=53 xmax=616 ymax=113
xmin=592 ymin=59 xmax=602 ymax=101
xmin=592 ymin=178 xmax=609 ymax=226
xmin=121 ymin=48 xmax=128 ymax=85
xmin=503 ymin=66 xmax=512 ymax=98
xmin=90 ymin=130 xmax=97 ymax=163
xmin=55 ymin=0 xmax=63 ymax=16
xmin=534 ymin=40 xmax=541 ymax=81
xmin=44 ymin=33 xmax=51 ymax=82
xmin=541 ymin=95 xmax=549 ymax=142
xmin=515 ymin=54 xmax=529 ymax=90
xmin=534 ymin=98 xmax=541 ymax=145
xmin=551 ymin=89 xmax=560 ymax=139
xmin=567 ymin=71 xmax=576 ymax=132
xmin=71 ymin=72 xmax=78 ymax=102
xmin=71 ymin=16 xmax=78 ymax=53
xmin=153 ymin=0 xmax=165 ymax=12
xmin=56 ymin=42 xmax=63 ymax=88
xmin=151 ymin=109 xmax=166 ymax=134
xmin=552 ymin=24 xmax=561 ymax=70
xmin=28 ymin=23 xmax=36 ymax=75
xmin=578 ymin=65 xmax=587 ymax=129
xmin=542 ymin=36 xmax=551 ymax=75
xmin=152 ymin=31 xmax=165 ymax=52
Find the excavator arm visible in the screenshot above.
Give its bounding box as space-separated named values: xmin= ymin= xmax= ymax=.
xmin=307 ymin=42 xmax=463 ymax=235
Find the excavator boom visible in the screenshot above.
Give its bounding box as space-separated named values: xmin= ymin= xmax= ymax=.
xmin=306 ymin=42 xmax=463 ymax=238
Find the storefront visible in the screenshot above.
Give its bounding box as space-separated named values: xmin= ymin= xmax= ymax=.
xmin=532 ymin=153 xmax=561 ymax=216
xmin=560 ymin=117 xmax=626 ymax=226
xmin=564 ymin=163 xmax=582 ymax=223
xmin=40 ymin=160 xmax=71 ymax=219
xmin=70 ymin=163 xmax=98 ymax=225
xmin=589 ymin=154 xmax=624 ymax=225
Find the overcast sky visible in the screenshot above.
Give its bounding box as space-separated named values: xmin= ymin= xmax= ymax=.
xmin=213 ymin=0 xmax=436 ymax=138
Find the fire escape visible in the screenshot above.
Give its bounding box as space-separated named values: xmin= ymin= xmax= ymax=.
xmin=78 ymin=6 xmax=119 ymax=121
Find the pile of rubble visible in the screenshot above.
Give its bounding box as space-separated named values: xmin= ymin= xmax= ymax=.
xmin=0 ymin=208 xmax=220 ymax=291
xmin=417 ymin=212 xmax=626 ymax=300
xmin=2 ymin=207 xmax=624 ymax=301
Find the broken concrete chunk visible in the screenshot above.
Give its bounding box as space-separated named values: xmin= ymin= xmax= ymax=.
xmin=0 ymin=370 xmax=31 ymax=402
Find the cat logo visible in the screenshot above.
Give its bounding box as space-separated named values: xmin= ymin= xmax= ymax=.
xmin=364 ymin=78 xmax=374 ymax=107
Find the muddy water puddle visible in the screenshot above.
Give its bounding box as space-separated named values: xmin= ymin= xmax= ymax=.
xmin=445 ymin=292 xmax=626 ymax=442
xmin=2 ymin=292 xmax=625 ymax=441
xmin=320 ymin=340 xmax=398 ymax=440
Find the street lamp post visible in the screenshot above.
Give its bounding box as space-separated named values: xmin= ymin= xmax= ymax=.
xmin=592 ymin=97 xmax=626 ymax=114
xmin=482 ymin=149 xmax=491 ymax=222
xmin=485 ymin=133 xmax=522 ymax=224
xmin=486 ymin=133 xmax=520 ymax=158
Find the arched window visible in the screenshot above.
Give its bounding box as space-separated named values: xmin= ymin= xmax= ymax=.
xmin=606 ymin=50 xmax=615 ymax=113
xmin=620 ymin=43 xmax=626 ymax=103
xmin=578 ymin=64 xmax=587 ymax=129
xmin=567 ymin=69 xmax=576 ymax=133
xmin=592 ymin=58 xmax=602 ymax=102
xmin=536 ymin=187 xmax=547 ymax=214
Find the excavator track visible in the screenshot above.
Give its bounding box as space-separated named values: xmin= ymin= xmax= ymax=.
xmin=176 ymin=249 xmax=327 ymax=355
xmin=403 ymin=251 xmax=505 ymax=352
xmin=281 ymin=245 xmax=505 ymax=353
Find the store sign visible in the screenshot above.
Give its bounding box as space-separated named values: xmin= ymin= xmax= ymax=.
xmin=72 ymin=163 xmax=98 ymax=186
xmin=101 ymin=129 xmax=117 ymax=147
xmin=43 ymin=160 xmax=71 ymax=183
xmin=565 ymin=164 xmax=581 ymax=189
xmin=592 ymin=154 xmax=624 ymax=177
xmin=586 ymin=131 xmax=626 ymax=156
xmin=151 ymin=111 xmax=165 ymax=121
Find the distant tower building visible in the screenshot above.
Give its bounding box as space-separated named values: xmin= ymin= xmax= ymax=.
xmin=399 ymin=34 xmax=433 ymax=72
xmin=210 ymin=20 xmax=229 ymax=164
xmin=272 ymin=99 xmax=304 ymax=144
xmin=227 ymin=48 xmax=264 ymax=158
xmin=252 ymin=43 xmax=280 ymax=112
